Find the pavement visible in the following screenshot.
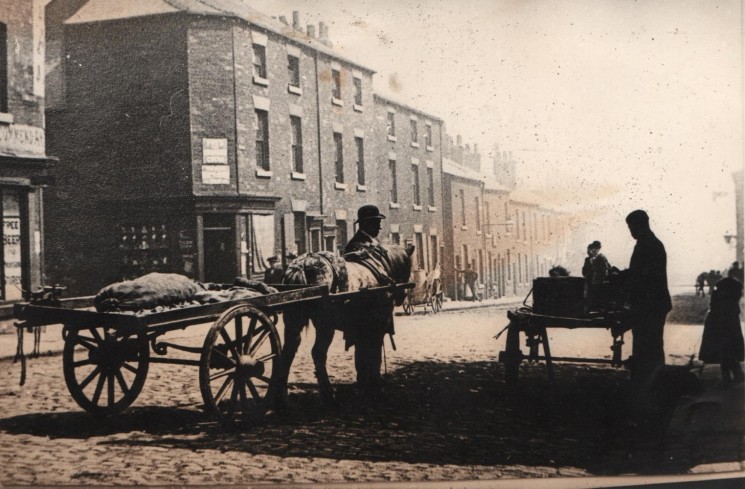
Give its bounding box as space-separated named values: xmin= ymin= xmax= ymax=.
xmin=1 ymin=294 xmax=743 ymax=484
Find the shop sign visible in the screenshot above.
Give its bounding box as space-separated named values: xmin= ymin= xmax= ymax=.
xmin=0 ymin=124 xmax=45 ymax=157
xmin=3 ymin=217 xmax=22 ymax=301
xmin=202 ymin=138 xmax=228 ymax=164
xmin=202 ymin=165 xmax=230 ymax=185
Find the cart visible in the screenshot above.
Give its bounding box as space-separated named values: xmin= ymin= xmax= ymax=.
xmin=497 ymin=277 xmax=628 ymax=385
xmin=12 ymin=282 xmax=410 ymax=420
xmin=401 ymin=268 xmax=443 ymax=315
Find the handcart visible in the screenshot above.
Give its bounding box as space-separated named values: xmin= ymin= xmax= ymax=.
xmin=497 ymin=277 xmax=628 ymax=385
xmin=401 ymin=268 xmax=443 ymax=315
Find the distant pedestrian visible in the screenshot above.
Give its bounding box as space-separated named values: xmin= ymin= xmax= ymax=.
xmin=263 ymin=256 xmax=284 ymax=284
xmin=699 ymin=265 xmax=745 ymax=385
xmin=456 ymin=264 xmax=481 ymax=302
xmin=695 ymin=272 xmax=707 ymax=297
xmin=582 ymin=240 xmax=611 ymax=311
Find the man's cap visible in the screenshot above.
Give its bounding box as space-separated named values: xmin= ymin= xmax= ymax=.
xmin=355 ymin=204 xmax=386 ymax=224
xmin=267 ymin=256 xmax=278 ymax=262
xmin=589 ymin=240 xmax=602 ymax=250
xmin=626 ymin=209 xmax=649 ymax=226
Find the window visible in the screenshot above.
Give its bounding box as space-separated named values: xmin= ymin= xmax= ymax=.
xmin=288 ymin=55 xmax=300 ymax=87
xmin=324 ymin=235 xmax=335 ymax=252
xmin=310 ymin=228 xmax=321 ymax=252
xmin=426 ymin=167 xmax=435 ymax=207
xmin=430 ymin=235 xmax=438 ymax=269
xmin=415 ymin=233 xmax=424 ymax=270
xmin=459 ymin=189 xmax=466 ymax=226
xmin=355 ymin=137 xmax=365 ymax=185
xmin=353 ymin=77 xmax=362 ymax=106
xmin=391 ymin=232 xmax=400 ymax=245
xmin=255 ymin=109 xmax=270 ymax=170
xmin=425 ymin=124 xmax=432 ymax=148
xmin=332 ymin=69 xmax=341 ymax=100
xmin=253 ymin=44 xmax=267 ymax=79
xmin=387 ymin=112 xmax=396 ymax=137
xmin=410 ymin=119 xmax=418 ymax=144
xmin=0 ymin=23 xmax=6 ymax=113
xmin=389 ymin=159 xmax=398 ymax=203
xmin=485 ymin=201 xmax=491 ymax=232
xmin=334 ymin=132 xmax=344 ymax=183
xmin=475 ymin=197 xmax=481 ymax=230
xmin=412 ymin=164 xmax=421 ymax=206
xmin=290 ymin=116 xmax=303 ymax=173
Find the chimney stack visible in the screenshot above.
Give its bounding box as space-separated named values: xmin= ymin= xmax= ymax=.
xmin=456 ymin=135 xmax=462 ymax=147
xmin=466 ymin=143 xmax=471 ymax=152
xmin=307 ymin=24 xmax=315 ymax=37
xmin=292 ymin=11 xmax=301 ymax=30
xmin=319 ymin=21 xmax=327 ymax=39
xmin=279 ymin=15 xmax=288 ymax=25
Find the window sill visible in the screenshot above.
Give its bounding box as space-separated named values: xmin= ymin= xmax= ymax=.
xmin=426 ymin=145 xmax=434 ymax=152
xmin=335 ymin=182 xmax=347 ymax=190
xmin=332 ymin=97 xmax=344 ymax=107
xmin=461 ymin=225 xmax=468 ymax=231
xmin=411 ymin=142 xmax=420 ymax=148
xmin=428 ymin=206 xmax=437 ymax=212
xmin=387 ymin=135 xmax=397 ymax=142
xmin=0 ymin=113 xmax=13 ymax=124
xmin=291 ymin=171 xmax=306 ymax=181
xmin=413 ymin=205 xmax=422 ymax=211
xmin=253 ymin=75 xmax=269 ymax=86
xmin=356 ymin=184 xmax=367 ymax=192
xmin=353 ymin=104 xmax=363 ymax=112
xmin=389 ymin=202 xmax=400 ymax=209
xmin=256 ymin=169 xmax=273 ymax=178
xmin=288 ymin=85 xmax=302 ymax=95
xmin=486 ymin=233 xmax=493 ymax=239
xmin=476 ymin=230 xmax=483 ymax=236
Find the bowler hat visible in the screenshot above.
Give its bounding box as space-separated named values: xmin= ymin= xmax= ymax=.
xmin=267 ymin=256 xmax=278 ymax=263
xmin=354 ymin=204 xmax=386 ymax=224
xmin=589 ymin=240 xmax=602 ymax=250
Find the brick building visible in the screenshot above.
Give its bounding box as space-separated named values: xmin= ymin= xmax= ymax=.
xmin=0 ymin=0 xmax=55 ymax=309
xmin=44 ymin=0 xmax=383 ymax=294
xmin=373 ymin=95 xmax=443 ymax=274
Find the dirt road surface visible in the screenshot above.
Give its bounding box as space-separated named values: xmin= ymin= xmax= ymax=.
xmin=0 ymin=303 xmax=725 ymax=485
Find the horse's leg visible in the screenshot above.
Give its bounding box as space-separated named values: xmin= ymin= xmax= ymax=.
xmin=310 ymin=319 xmax=336 ymax=404
xmin=268 ymin=305 xmax=306 ymax=410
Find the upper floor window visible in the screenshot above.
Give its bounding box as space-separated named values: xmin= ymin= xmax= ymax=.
xmin=460 ymin=189 xmax=466 ymax=226
xmin=334 ymin=132 xmax=344 ymax=183
xmin=290 ymin=115 xmax=303 ymax=173
xmin=412 ymin=164 xmax=421 ymax=206
xmin=255 ymin=109 xmax=270 ymax=170
xmin=387 ymin=112 xmax=396 ymax=137
xmin=389 ymin=159 xmax=398 ymax=203
xmin=475 ymin=197 xmax=481 ymax=230
xmin=332 ymin=69 xmax=341 ymax=100
xmin=427 ymin=166 xmax=435 ymax=206
xmin=410 ymin=119 xmax=418 ymax=144
xmin=355 ymin=137 xmax=365 ymax=185
xmin=288 ymin=55 xmax=300 ymax=88
xmin=253 ymin=44 xmax=267 ymax=80
xmin=353 ymin=77 xmax=362 ymax=106
xmin=0 ymin=23 xmax=7 ymax=113
xmin=424 ymin=123 xmax=433 ymax=148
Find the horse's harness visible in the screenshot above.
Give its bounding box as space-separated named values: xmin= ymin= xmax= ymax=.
xmin=343 ymin=246 xmax=396 ymax=287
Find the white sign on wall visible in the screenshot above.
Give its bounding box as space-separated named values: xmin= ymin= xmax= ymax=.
xmin=202 ymin=138 xmax=228 ymax=164
xmin=202 ymin=165 xmax=230 ymax=185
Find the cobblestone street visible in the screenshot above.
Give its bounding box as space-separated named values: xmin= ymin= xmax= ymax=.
xmin=0 ymin=304 xmax=737 ymax=485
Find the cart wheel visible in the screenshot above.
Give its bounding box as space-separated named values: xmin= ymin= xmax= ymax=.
xmin=402 ymin=293 xmax=413 ymax=315
xmin=63 ymin=325 xmax=149 ymax=416
xmin=199 ymin=305 xmax=280 ymax=421
xmin=504 ymin=324 xmax=521 ymax=385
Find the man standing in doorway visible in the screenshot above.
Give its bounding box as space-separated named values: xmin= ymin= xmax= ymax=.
xmin=622 ymin=210 xmax=672 ymax=389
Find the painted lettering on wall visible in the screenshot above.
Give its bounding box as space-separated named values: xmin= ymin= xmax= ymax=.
xmin=0 ymin=124 xmax=46 ymax=157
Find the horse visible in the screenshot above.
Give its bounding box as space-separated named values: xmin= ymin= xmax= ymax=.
xmin=268 ymin=243 xmax=414 ymax=409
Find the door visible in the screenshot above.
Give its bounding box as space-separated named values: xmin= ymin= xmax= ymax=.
xmin=203 ymin=214 xmax=236 ymax=284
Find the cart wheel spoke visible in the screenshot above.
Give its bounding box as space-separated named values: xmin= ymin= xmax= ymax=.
xmin=115 ymin=370 xmax=130 ymax=394
xmin=254 ymin=374 xmax=271 ymax=385
xmin=247 ymin=328 xmax=270 ymax=356
xmin=219 ymin=328 xmax=240 ymax=358
xmin=234 ymin=316 xmax=243 ymax=350
xmin=73 ymin=358 xmax=94 ymax=368
xmin=244 ymin=317 xmax=257 ymax=353
xmin=256 ymin=352 xmax=277 ymax=362
xmin=75 ymin=336 xmax=99 ymax=351
xmin=91 ymin=373 xmax=106 ymax=405
xmin=245 ymin=378 xmax=261 ymax=400
xmin=89 ymin=328 xmax=103 ymax=342
xmin=210 ymin=368 xmax=235 ymax=382
xmin=107 ymin=373 xmax=115 ymax=406
xmin=121 ymin=362 xmax=138 ymax=374
xmin=79 ymin=365 xmax=102 ymax=390
xmin=214 ymin=377 xmax=233 ymax=405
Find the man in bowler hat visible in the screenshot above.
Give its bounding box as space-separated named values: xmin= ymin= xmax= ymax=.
xmin=345 ymin=204 xmax=386 ymax=253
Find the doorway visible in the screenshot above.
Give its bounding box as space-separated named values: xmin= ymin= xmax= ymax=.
xmin=203 ymin=214 xmax=235 ymax=284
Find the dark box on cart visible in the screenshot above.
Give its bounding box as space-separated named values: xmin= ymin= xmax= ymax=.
xmin=532 ymin=277 xmax=586 ymax=317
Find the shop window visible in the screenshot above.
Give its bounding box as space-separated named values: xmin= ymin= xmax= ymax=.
xmin=2 ymin=190 xmax=22 ymax=301
xmin=255 ymin=109 xmax=270 ymax=170
xmin=290 ymin=115 xmax=303 ymax=173
xmin=119 ymin=223 xmax=171 ymax=279
xmin=334 ymin=132 xmax=344 ymax=183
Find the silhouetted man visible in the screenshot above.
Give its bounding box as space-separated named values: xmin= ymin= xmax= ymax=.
xmin=623 ymin=210 xmax=672 ymax=388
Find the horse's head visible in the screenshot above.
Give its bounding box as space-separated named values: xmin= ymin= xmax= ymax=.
xmin=383 ymin=244 xmax=415 ymax=305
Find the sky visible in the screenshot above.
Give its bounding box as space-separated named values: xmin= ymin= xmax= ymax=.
xmin=250 ymin=0 xmax=742 ymax=284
